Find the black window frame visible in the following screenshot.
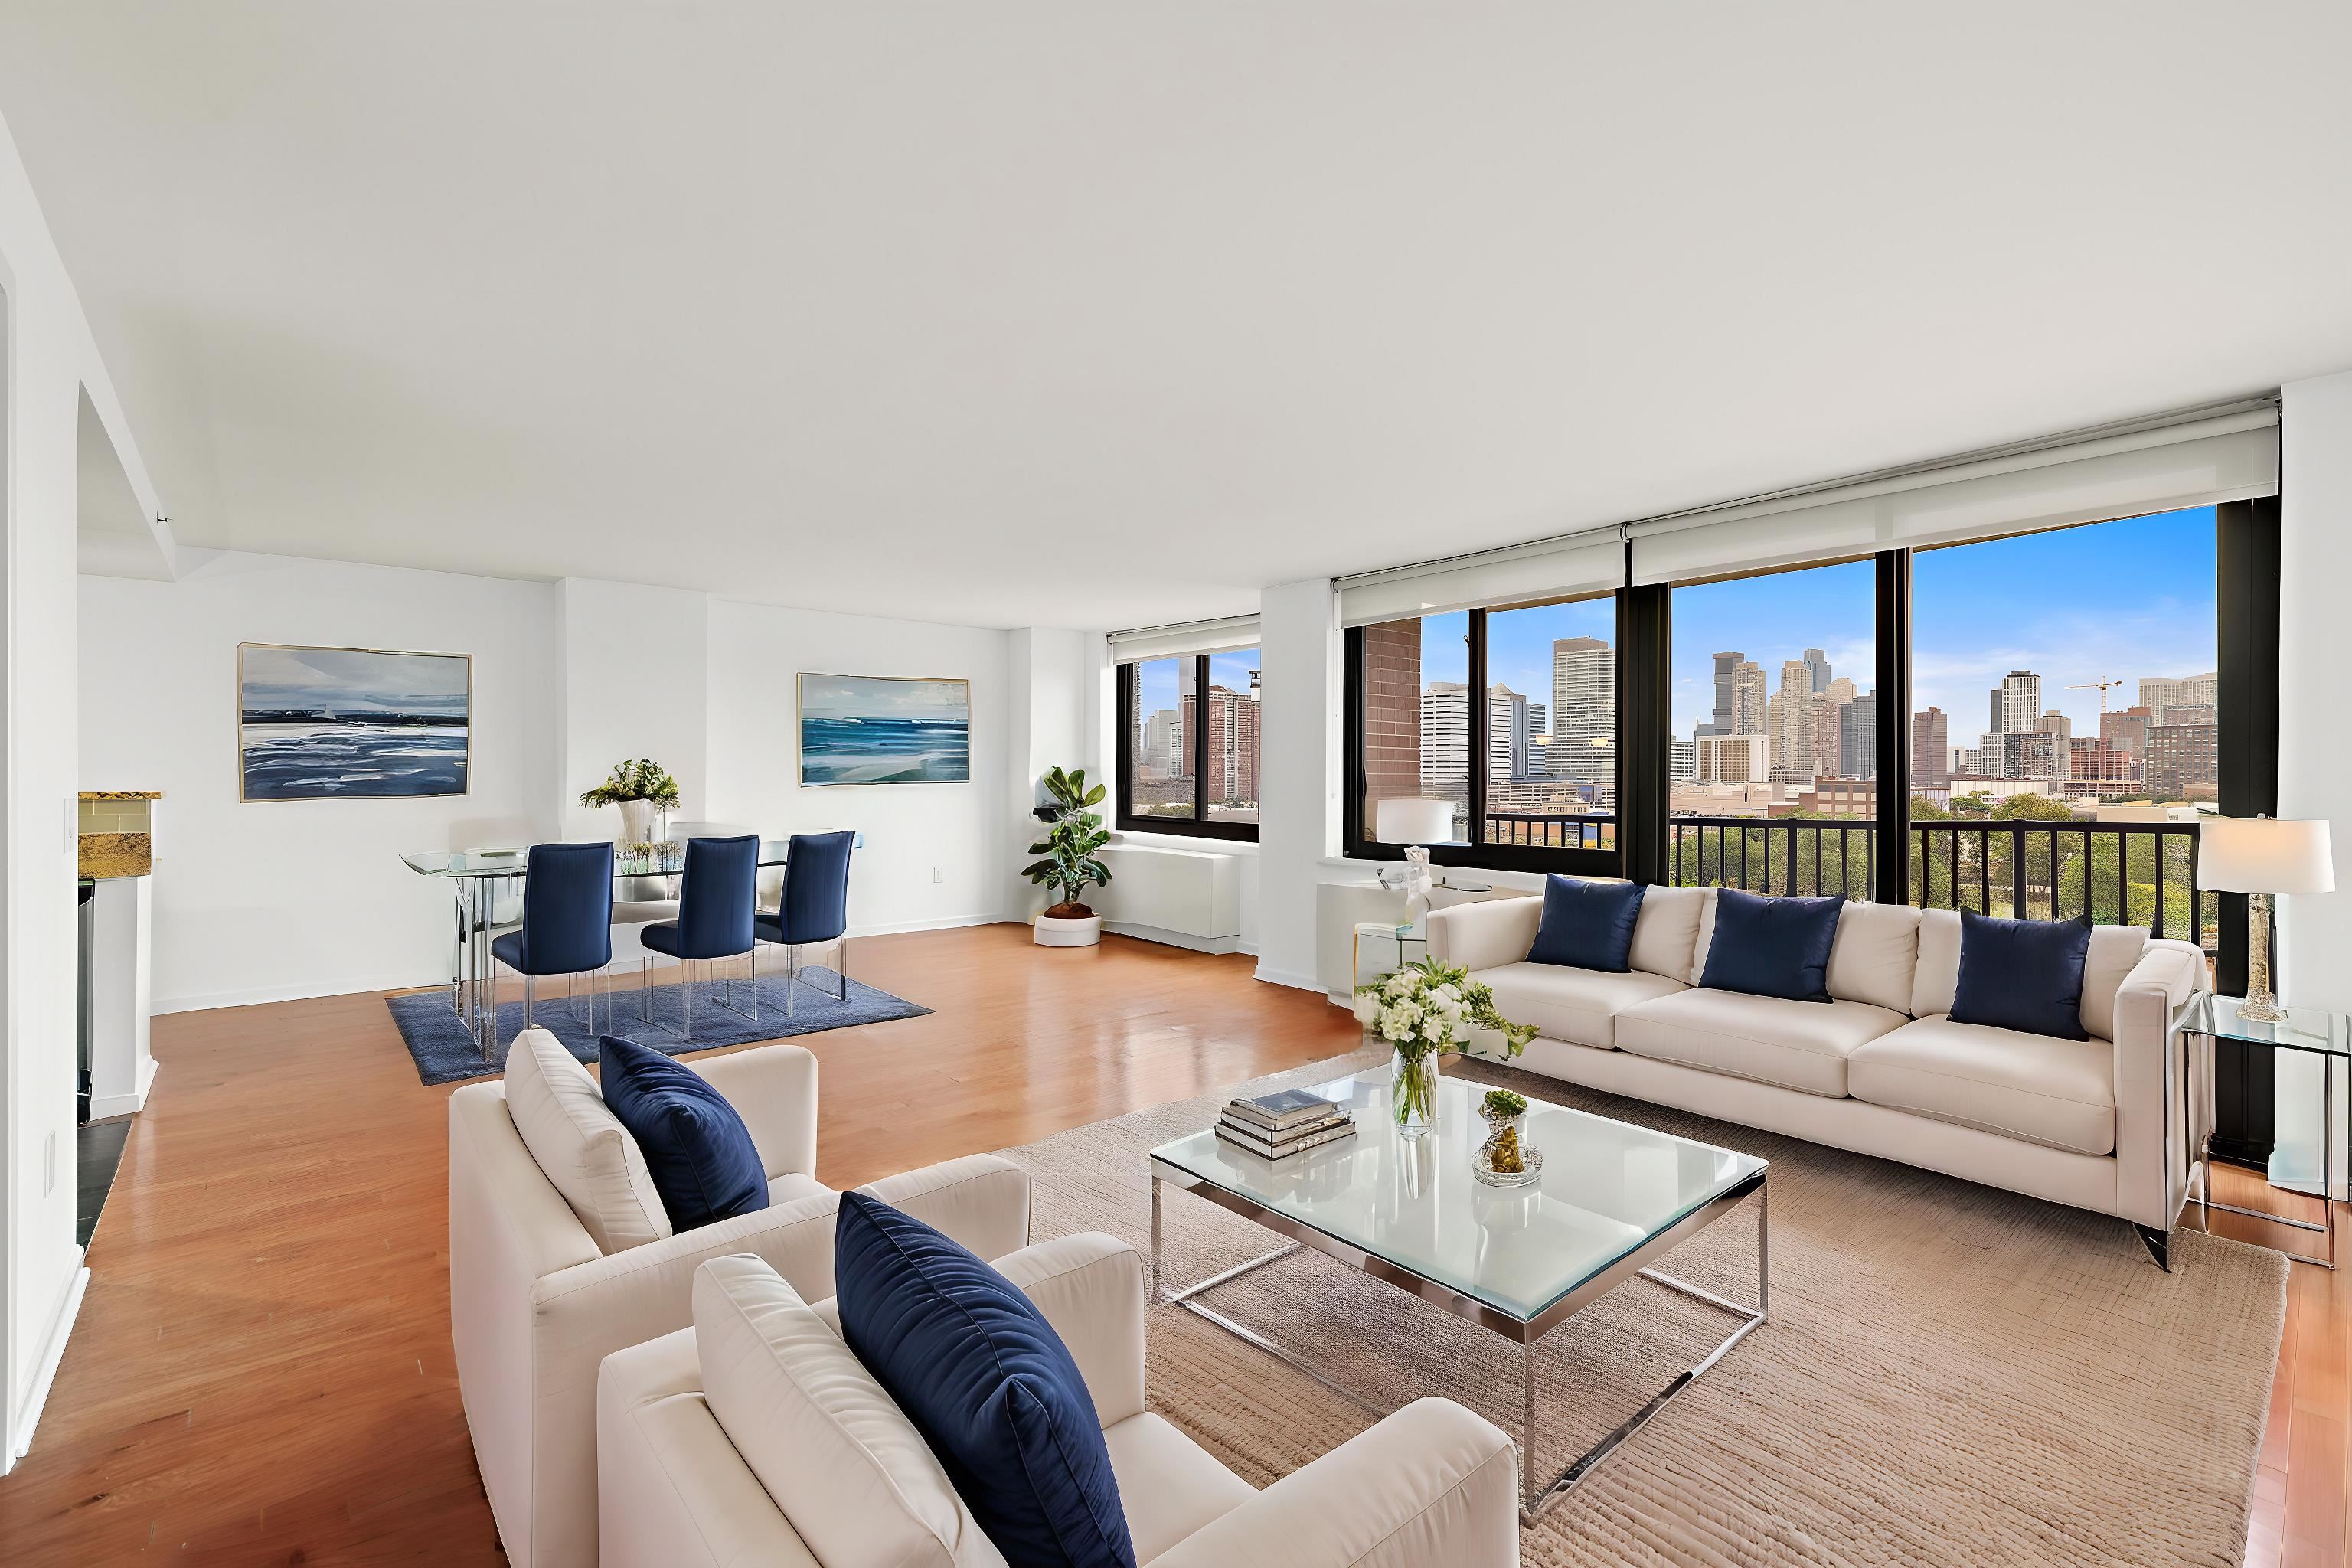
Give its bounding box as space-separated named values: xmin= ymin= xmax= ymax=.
xmin=1341 ymin=593 xmax=1627 ymax=876
xmin=1114 ymin=651 xmax=1260 ymax=842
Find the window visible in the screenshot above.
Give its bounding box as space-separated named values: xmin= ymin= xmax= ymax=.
xmin=1909 ymin=507 xmax=2217 ymax=944
xmin=1344 ymin=598 xmax=1619 ymax=870
xmin=1665 ymin=559 xmax=1877 ymax=893
xmin=1116 ymin=648 xmax=1259 ymax=841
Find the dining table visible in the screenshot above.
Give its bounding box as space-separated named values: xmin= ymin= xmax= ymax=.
xmin=400 ymin=836 xmax=860 ymax=1053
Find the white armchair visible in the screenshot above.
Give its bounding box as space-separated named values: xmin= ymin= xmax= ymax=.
xmin=597 ymin=1233 xmax=1520 ymax=1568
xmin=449 ymin=1037 xmax=1032 ymax=1568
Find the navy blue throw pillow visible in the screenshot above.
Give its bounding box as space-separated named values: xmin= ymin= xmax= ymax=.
xmin=1699 ymin=889 xmax=1845 ymax=1003
xmin=597 ymin=1035 xmax=768 ymax=1232
xmin=1949 ymin=910 xmax=2093 ymax=1040
xmin=1527 ymin=875 xmax=1647 ymax=972
xmin=835 ymin=1191 xmax=1136 ymax=1568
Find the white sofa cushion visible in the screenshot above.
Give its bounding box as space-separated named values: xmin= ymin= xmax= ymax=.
xmin=1103 ymin=1413 xmax=1256 ymax=1564
xmin=1475 ymin=961 xmax=1685 ymax=1050
xmin=1847 ymin=1015 xmax=2116 ymax=1155
xmin=1628 ymin=885 xmax=1709 ymax=983
xmin=1824 ymin=900 xmax=1921 ymax=1013
xmin=1911 ymin=910 xmax=2148 ymax=1040
xmin=1684 ymin=887 xmax=1720 ymax=986
xmin=693 ymin=1253 xmax=1008 ymax=1568
xmin=502 ymin=1025 xmax=671 ymax=1253
xmin=1615 ymin=988 xmax=1908 ymax=1098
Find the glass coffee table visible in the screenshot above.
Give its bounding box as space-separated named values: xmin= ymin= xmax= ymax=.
xmin=1149 ymin=1068 xmax=1767 ymax=1522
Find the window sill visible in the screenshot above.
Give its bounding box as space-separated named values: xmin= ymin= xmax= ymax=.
xmin=1114 ymin=831 xmax=1259 ymax=857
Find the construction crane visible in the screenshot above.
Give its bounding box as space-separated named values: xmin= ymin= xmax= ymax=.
xmin=2066 ymin=678 xmax=2125 ymax=714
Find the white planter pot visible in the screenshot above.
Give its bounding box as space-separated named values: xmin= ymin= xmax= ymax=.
xmin=617 ymin=799 xmax=658 ymax=844
xmin=1034 ymin=913 xmax=1103 ymax=947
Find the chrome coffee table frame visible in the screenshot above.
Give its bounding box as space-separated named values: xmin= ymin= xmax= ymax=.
xmin=1148 ymin=1155 xmax=1768 ymax=1523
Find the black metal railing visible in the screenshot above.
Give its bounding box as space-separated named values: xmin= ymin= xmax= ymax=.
xmin=1669 ymin=817 xmax=1878 ymax=899
xmin=1485 ymin=812 xmax=1618 ymax=850
xmin=1666 ymin=815 xmax=2213 ymax=950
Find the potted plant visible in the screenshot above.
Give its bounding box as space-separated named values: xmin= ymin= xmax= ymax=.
xmin=579 ymin=758 xmax=683 ymax=847
xmin=1024 ymin=765 xmax=1112 ymax=947
xmin=1351 ymin=959 xmax=1535 ymax=1135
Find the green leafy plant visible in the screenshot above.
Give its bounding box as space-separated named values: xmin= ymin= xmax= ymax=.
xmin=1481 ymin=1088 xmax=1528 ymax=1118
xmin=1353 ymin=957 xmax=1537 ymax=1128
xmin=579 ymin=758 xmax=682 ymax=811
xmin=1024 ymin=766 xmax=1112 ymax=918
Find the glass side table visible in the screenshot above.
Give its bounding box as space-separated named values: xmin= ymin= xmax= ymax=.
xmin=2176 ymin=993 xmax=2347 ymax=1269
xmin=1352 ymin=923 xmax=1427 ymax=991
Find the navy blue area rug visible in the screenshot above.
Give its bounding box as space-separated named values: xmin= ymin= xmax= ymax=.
xmin=387 ymin=966 xmax=931 ymax=1086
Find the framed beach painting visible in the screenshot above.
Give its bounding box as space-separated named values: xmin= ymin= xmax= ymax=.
xmin=798 ymin=673 xmax=971 ymax=785
xmin=237 ymin=643 xmax=472 ymax=801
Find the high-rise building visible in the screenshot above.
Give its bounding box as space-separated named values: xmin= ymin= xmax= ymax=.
xmin=2001 ymin=671 xmax=2042 ymax=737
xmin=2102 ymin=705 xmax=2153 ymax=760
xmin=1912 ymin=707 xmax=1949 ymax=788
xmin=1988 ymin=687 xmax=2003 ymax=736
xmin=1523 ymin=702 xmax=1547 ymax=779
xmin=1773 ymin=659 xmax=1814 ymax=777
xmin=1669 ymin=736 xmax=1696 ymax=784
xmin=1140 ymin=707 xmax=1182 ymax=776
xmin=1485 ymin=684 xmax=1529 ymax=783
xmin=1181 ymin=683 xmax=1261 ymax=805
xmin=2037 ymin=710 xmax=2071 ymax=746
xmin=1550 ymin=636 xmax=1616 ymax=807
xmin=2001 ymin=729 xmax=2060 ymax=782
xmin=2069 ymin=736 xmax=2137 ymax=784
xmin=1804 ymin=648 xmax=1831 ymax=694
xmin=2147 ymin=723 xmax=2218 ymax=800
xmin=1731 ymin=660 xmax=1767 ymax=737
xmin=1695 ymin=733 xmax=1770 ymax=786
xmin=1419 ymin=681 xmax=1470 ymax=829
xmin=2139 ymin=671 xmax=2219 ymax=724
xmin=1839 ymin=692 xmax=1876 ymax=779
xmin=1704 ymin=652 xmax=1743 ymax=737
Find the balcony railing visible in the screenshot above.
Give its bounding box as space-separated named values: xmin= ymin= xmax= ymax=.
xmin=1668 ymin=815 xmax=2213 ymax=950
xmin=1484 ymin=811 xmax=1617 ymax=850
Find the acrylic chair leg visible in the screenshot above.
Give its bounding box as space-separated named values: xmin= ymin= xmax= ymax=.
xmin=837 ymin=936 xmax=850 ymax=1003
xmin=524 ymin=974 xmax=536 ymax=1030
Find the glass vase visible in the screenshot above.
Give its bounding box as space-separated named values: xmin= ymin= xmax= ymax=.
xmin=1390 ymin=1047 xmax=1439 ymax=1136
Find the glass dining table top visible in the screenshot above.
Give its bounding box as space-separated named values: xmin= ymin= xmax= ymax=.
xmin=2176 ymin=993 xmax=2350 ymax=1057
xmin=1151 ymin=1068 xmax=1766 ymax=1325
xmin=401 ymin=838 xmax=825 ymax=880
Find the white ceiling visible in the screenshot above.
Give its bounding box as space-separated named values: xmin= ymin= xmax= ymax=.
xmin=5 ymin=4 xmax=2350 ymax=631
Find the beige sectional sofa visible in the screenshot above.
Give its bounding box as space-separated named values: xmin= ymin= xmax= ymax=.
xmin=1427 ymin=888 xmax=2210 ymax=1266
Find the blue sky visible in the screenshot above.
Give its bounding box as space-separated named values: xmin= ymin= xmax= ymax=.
xmin=1127 ymin=507 xmax=2220 ymax=747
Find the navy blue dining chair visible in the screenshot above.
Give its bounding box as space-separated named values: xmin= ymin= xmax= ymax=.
xmin=753 ymin=831 xmax=856 ymax=1016
xmin=488 ymin=842 xmax=615 ymax=1057
xmin=638 ymin=835 xmax=760 ymax=1035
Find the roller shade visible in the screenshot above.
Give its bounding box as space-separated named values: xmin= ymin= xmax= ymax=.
xmin=1628 ymin=402 xmax=2278 ymax=586
xmin=1336 ymin=528 xmax=1624 ymax=627
xmin=1107 ymin=614 xmax=1259 ymax=662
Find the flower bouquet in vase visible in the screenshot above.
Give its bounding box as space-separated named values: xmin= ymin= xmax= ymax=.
xmin=1352 ymin=958 xmax=1534 ymax=1136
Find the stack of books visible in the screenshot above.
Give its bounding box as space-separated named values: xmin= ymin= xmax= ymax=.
xmin=1215 ymin=1089 xmax=1356 ymax=1160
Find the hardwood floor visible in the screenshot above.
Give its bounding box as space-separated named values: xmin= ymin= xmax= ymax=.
xmin=0 ymin=925 xmax=2342 ymax=1565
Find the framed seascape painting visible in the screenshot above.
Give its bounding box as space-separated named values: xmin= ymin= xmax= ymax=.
xmin=798 ymin=673 xmax=971 ymax=785
xmin=237 ymin=643 xmax=472 ymax=801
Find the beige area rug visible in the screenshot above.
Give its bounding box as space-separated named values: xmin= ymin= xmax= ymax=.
xmin=993 ymin=1047 xmax=2287 ymax=1567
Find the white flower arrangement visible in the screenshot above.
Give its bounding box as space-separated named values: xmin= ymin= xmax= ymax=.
xmin=1351 ymin=958 xmax=1534 ymax=1064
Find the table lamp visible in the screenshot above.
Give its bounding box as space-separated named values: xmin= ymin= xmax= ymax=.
xmin=1376 ymin=797 xmax=1455 ymax=929
xmin=2199 ymin=815 xmax=2335 ymax=1022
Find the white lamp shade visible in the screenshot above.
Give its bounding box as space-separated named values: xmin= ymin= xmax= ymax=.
xmin=2198 ymin=816 xmax=2337 ymax=896
xmin=1376 ymin=797 xmax=1455 ymax=846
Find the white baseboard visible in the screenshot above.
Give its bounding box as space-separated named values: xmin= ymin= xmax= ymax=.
xmin=87 ymin=1057 xmax=159 ymax=1122
xmin=8 ymin=1259 xmax=89 ymax=1469
xmin=1103 ymin=921 xmax=1241 ymax=955
xmin=1251 ymin=964 xmax=1324 ymax=992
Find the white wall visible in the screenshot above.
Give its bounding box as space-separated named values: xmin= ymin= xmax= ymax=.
xmin=79 ymin=554 xmax=560 ymax=1011
xmin=2276 ymin=367 xmax=2352 ymax=1197
xmin=558 ymin=579 xmax=708 ymax=840
xmin=2 ymin=106 xmax=164 ymax=1469
xmin=1253 ymin=577 xmax=1340 ymax=990
xmin=703 ymin=598 xmax=1012 ymax=934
